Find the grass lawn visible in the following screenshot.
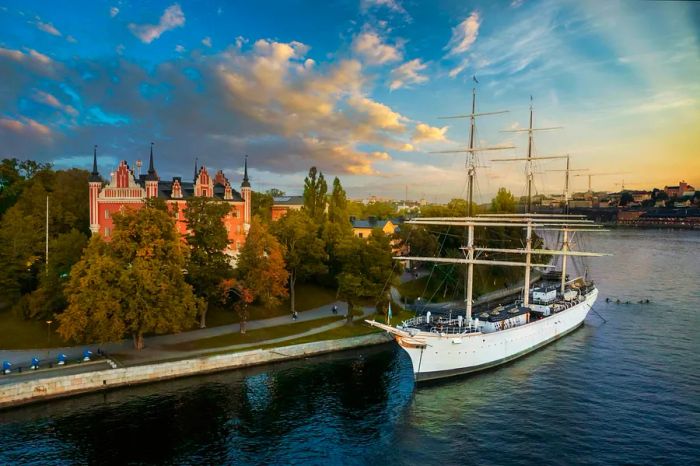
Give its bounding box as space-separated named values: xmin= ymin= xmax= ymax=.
xmin=398 ymin=268 xmax=524 ymax=303
xmin=164 ymin=315 xmax=343 ymax=351
xmin=0 ymin=309 xmax=69 ymax=349
xmin=205 ymin=282 xmax=338 ymax=328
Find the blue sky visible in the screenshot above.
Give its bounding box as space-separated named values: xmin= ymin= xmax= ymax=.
xmin=1 ymin=0 xmax=698 ymax=202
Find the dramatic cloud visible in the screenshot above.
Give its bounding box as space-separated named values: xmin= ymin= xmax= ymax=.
xmin=352 ymin=30 xmax=402 ymax=65
xmin=129 ymin=4 xmax=185 ymax=44
xmin=0 ymin=38 xmax=417 ymax=176
xmin=390 ymin=58 xmax=428 ymax=90
xmin=411 ymin=123 xmax=447 ymax=143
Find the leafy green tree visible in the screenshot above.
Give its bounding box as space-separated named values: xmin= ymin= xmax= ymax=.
xmin=490 ymin=188 xmax=516 ymax=213
xmin=236 ymin=217 xmax=289 ymax=307
xmin=58 ymin=204 xmax=201 ymax=349
xmin=220 ymin=278 xmax=254 ymax=333
xmin=271 ymin=209 xmax=327 ymax=314
xmin=251 ymin=191 xmax=273 ymax=223
xmin=0 ymin=168 xmax=90 ymax=309
xmin=0 ymin=159 xmax=52 ymax=219
xmin=336 ymin=231 xmax=396 ymax=324
xmin=184 ymin=196 xmax=234 ymax=328
xmin=303 ymin=166 xmax=327 ymax=222
xmin=323 ymin=177 xmax=354 ymax=282
xmin=619 ymin=192 xmax=634 ymax=206
xmin=22 ymin=229 xmax=88 ymax=320
xmin=266 ymin=188 xmax=286 ymax=197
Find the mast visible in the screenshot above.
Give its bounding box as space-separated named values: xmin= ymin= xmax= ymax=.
xmin=561 ymin=228 xmax=569 ymax=294
xmin=526 ymin=97 xmax=534 ymax=213
xmin=434 ymin=78 xmax=511 ymax=321
xmin=523 ymin=219 xmax=532 ymax=306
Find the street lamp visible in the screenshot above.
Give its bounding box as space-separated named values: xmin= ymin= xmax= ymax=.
xmin=46 ymin=320 xmax=53 ymax=349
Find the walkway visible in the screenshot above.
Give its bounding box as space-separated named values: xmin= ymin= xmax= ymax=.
xmin=0 ymin=301 xmax=365 ymax=368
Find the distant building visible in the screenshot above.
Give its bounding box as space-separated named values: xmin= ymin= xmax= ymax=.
xmin=350 ymin=216 xmax=398 ymax=239
xmin=271 ymin=195 xmax=304 ymax=221
xmin=665 ymin=180 xmax=695 ymax=199
xmin=88 ymin=146 xmax=251 ymax=256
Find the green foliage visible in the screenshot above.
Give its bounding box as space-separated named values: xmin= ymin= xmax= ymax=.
xmin=323 ymin=177 xmax=354 ymax=283
xmin=335 ymin=231 xmax=396 ymax=323
xmin=394 ymin=224 xmax=439 ymax=257
xmin=184 ymin=196 xmax=234 ymax=328
xmin=251 ymin=191 xmax=273 ymax=223
xmin=271 ymin=209 xmax=328 ymax=313
xmin=302 ymin=166 xmax=327 ymax=222
xmin=266 ymin=188 xmax=286 ymax=197
xmin=619 ymin=191 xmax=634 ymax=206
xmin=0 ymin=167 xmax=89 ymax=309
xmin=236 ymin=216 xmax=289 ymax=308
xmin=0 ymin=158 xmax=52 ymax=219
xmin=346 ymin=200 xmax=397 ymax=220
xmin=490 ymin=187 xmax=516 ymax=213
xmin=58 ymin=205 xmax=201 ymax=349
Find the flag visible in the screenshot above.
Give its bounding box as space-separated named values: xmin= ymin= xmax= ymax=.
xmin=473 ymin=75 xmax=479 ymax=84
xmin=387 ymin=302 xmax=393 ymax=324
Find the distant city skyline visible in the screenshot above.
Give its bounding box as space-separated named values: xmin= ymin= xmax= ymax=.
xmin=0 ymin=0 xmax=698 ymax=202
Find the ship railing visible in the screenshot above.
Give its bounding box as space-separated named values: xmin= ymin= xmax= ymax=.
xmin=428 ymin=323 xmax=479 ymax=335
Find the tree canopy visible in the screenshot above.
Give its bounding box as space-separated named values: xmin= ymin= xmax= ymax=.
xmin=184 ymin=196 xmax=234 ymax=328
xmin=271 ymin=209 xmax=327 ymax=313
xmin=490 ymin=188 xmax=516 ymax=213
xmin=236 ymin=216 xmax=289 ymax=308
xmin=57 ymin=203 xmax=201 ymax=349
xmin=303 ymin=166 xmax=327 ymax=222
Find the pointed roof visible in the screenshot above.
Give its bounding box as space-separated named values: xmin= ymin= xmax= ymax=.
xmin=194 ymin=157 xmax=199 ymax=183
xmin=241 ymin=155 xmax=250 ymax=188
xmin=89 ymin=145 xmax=102 ymax=182
xmin=145 ymin=142 xmax=158 ymax=181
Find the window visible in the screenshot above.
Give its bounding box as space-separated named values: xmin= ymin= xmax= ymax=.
xmin=104 ymin=227 xmax=110 ymax=237
xmin=104 ymin=209 xmax=110 ymax=219
xmin=173 ymin=211 xmax=179 ymax=220
xmin=358 ymin=233 xmax=364 ymax=238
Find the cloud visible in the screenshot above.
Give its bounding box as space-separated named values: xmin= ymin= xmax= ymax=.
xmin=32 ymin=89 xmax=78 ymax=116
xmin=202 ymin=36 xmax=212 ymax=47
xmin=360 ymin=0 xmax=407 ymax=15
xmin=412 ymin=123 xmax=447 ymax=143
xmin=390 ymin=58 xmax=428 ymax=90
xmin=110 ymin=6 xmax=120 ymax=18
xmin=446 ymin=11 xmax=481 ymax=56
xmin=128 ymin=3 xmax=185 ymax=44
xmin=0 ymin=117 xmax=52 ymax=138
xmin=35 ymin=20 xmax=61 ymax=37
xmin=352 ymin=30 xmax=402 ymax=65
xmin=175 ymin=44 xmax=186 ymax=53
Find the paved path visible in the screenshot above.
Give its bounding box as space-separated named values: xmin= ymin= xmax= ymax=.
xmin=0 ymin=301 xmax=359 ymax=367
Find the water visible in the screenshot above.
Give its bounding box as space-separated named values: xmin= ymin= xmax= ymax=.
xmin=1 ymin=229 xmax=699 ymax=465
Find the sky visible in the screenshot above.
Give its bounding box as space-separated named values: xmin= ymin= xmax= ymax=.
xmin=0 ymin=0 xmax=698 ymax=203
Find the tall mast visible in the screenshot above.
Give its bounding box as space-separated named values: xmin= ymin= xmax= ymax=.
xmin=433 ymin=78 xmax=511 ymax=322
xmin=526 ymin=97 xmax=534 ymax=213
xmin=523 ymin=219 xmax=532 ymax=306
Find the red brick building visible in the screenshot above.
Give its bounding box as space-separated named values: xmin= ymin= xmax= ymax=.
xmin=88 ymin=145 xmax=252 ymax=256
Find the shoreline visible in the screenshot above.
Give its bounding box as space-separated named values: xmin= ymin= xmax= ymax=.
xmin=0 ymin=332 xmax=393 ymax=410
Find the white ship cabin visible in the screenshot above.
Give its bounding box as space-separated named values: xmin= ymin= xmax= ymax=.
xmin=398 ymin=278 xmax=597 ymax=336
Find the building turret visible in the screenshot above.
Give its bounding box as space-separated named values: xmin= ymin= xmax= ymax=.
xmin=145 ymin=142 xmax=159 ymax=198
xmin=89 ymin=145 xmax=102 ymax=234
xmin=241 ymin=155 xmax=251 ymax=229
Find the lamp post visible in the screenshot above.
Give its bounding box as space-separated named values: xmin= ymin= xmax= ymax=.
xmin=46 ymin=320 xmax=53 ymax=357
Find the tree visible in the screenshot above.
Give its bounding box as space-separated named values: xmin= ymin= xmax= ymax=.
xmin=184 ymin=196 xmax=234 ymax=328
xmin=0 ymin=158 xmax=52 ymax=219
xmin=323 ymin=177 xmax=354 ymax=282
xmin=58 ymin=204 xmax=201 ymax=349
xmin=271 ymin=209 xmax=327 ymax=314
xmin=266 ymin=188 xmax=286 ymax=197
xmin=0 ymin=168 xmax=90 ymax=309
xmin=236 ymin=217 xmax=289 ymax=307
xmin=251 ymin=191 xmax=273 ymax=223
xmin=220 ymin=278 xmax=254 ymax=333
xmin=303 ymin=166 xmax=327 ymax=222
xmin=336 ymin=231 xmax=396 ymax=324
xmin=619 ymin=192 xmax=634 ymax=206
xmin=490 ymin=188 xmax=516 ymax=213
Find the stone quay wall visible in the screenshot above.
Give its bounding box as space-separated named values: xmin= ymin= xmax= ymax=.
xmin=0 ymin=333 xmax=393 ymax=409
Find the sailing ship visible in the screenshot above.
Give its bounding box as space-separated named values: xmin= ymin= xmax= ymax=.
xmin=366 ymin=87 xmax=609 ymax=382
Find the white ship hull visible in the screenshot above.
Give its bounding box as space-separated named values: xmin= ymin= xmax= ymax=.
xmin=396 ymin=288 xmax=598 ymax=381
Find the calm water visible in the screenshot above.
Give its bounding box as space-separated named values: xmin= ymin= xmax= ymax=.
xmin=1 ymin=229 xmax=699 ymax=465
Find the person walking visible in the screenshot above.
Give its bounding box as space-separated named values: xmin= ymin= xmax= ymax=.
xmin=332 ymin=304 xmax=338 ymax=315
xmin=292 ymin=311 xmax=298 ymax=321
